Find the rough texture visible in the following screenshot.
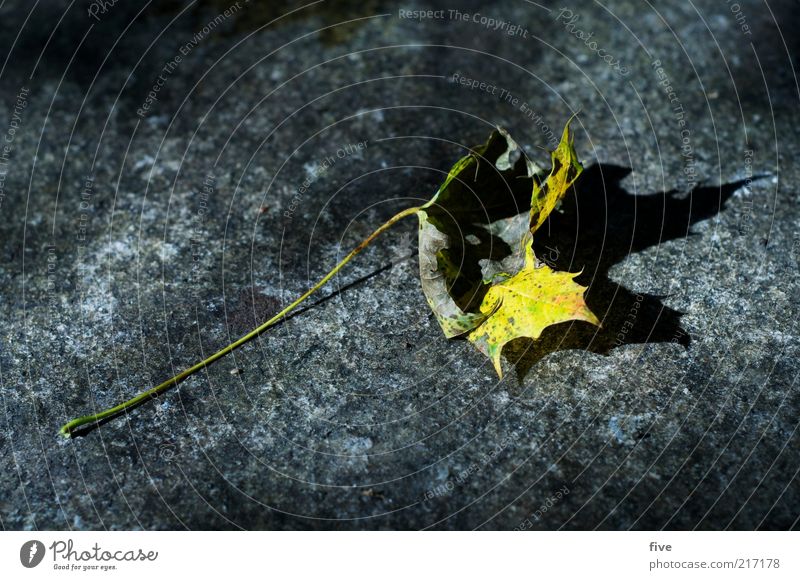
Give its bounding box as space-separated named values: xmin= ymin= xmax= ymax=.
xmin=0 ymin=0 xmax=798 ymax=530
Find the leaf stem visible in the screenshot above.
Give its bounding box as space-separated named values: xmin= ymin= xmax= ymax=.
xmin=59 ymin=205 xmax=422 ymax=438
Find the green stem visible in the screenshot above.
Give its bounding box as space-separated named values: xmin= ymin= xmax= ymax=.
xmin=60 ymin=205 xmax=421 ymax=438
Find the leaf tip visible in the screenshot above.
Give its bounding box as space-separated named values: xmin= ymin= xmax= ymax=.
xmin=492 ymin=354 xmax=504 ymax=378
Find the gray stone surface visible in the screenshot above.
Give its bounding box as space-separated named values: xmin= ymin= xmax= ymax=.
xmin=0 ymin=0 xmax=798 ymax=530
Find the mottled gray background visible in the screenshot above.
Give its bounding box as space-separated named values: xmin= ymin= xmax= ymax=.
xmin=0 ymin=0 xmax=797 ymax=530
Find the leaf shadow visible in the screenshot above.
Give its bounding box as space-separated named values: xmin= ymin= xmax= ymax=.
xmin=421 ymin=132 xmax=541 ymax=315
xmin=501 ymin=164 xmax=751 ymax=381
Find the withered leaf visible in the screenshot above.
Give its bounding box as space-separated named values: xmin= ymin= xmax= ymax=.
xmin=418 ymin=121 xmax=600 ymax=376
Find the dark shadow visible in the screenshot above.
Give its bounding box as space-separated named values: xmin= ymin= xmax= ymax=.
xmin=502 ymin=164 xmax=752 ymax=380
xmin=421 ymin=131 xmax=539 ymax=315
xmin=66 ymin=412 xmax=125 ymax=439
xmin=227 ymin=262 xmax=394 ymax=337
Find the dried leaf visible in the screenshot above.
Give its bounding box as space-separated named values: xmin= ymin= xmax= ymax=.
xmin=418 ymin=120 xmax=600 ymax=376
xmin=467 ymin=245 xmax=600 ymax=376
xmin=417 ymin=128 xmax=544 ymax=337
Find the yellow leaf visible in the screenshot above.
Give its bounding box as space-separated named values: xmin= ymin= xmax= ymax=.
xmin=468 ymin=246 xmax=599 ymax=377
xmin=467 ymin=120 xmax=600 ymax=377
xmin=416 ymin=127 xmax=543 ymax=338
xmin=530 ymin=119 xmax=583 ymax=234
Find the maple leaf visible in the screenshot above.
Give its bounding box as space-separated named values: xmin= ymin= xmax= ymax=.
xmin=467 ymin=244 xmax=600 ymax=377
xmin=418 ymin=121 xmax=600 ymax=377
xmin=417 ymin=127 xmax=544 ymax=337
xmin=60 ymin=119 xmax=602 ymax=437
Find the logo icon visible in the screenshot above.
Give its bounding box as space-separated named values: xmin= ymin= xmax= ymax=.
xmin=20 ymin=540 xmax=45 ymax=568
